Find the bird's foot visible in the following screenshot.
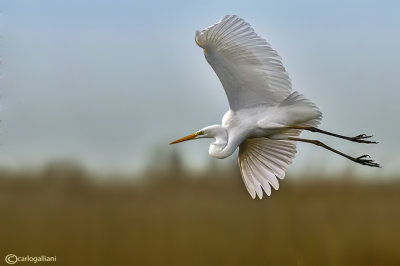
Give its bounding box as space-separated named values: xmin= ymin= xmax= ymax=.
xmin=353 ymin=155 xmax=381 ymax=168
xmin=350 ymin=134 xmax=378 ymax=144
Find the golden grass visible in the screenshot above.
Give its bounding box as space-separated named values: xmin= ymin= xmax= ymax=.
xmin=0 ymin=167 xmax=399 ymax=266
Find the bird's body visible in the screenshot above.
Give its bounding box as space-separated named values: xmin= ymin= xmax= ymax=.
xmin=211 ymin=97 xmax=319 ymax=158
xmin=171 ymin=15 xmax=379 ymax=199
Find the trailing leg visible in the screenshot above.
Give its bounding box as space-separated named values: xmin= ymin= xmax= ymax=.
xmin=288 ymin=137 xmax=381 ymax=167
xmin=287 ymin=126 xmax=377 ymax=144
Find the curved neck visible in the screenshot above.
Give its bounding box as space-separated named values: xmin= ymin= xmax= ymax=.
xmin=207 ymin=126 xmax=236 ymax=159
xmin=209 ymin=142 xmax=236 ymax=159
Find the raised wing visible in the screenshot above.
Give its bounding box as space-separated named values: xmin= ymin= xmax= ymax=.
xmin=196 ymin=15 xmax=292 ymax=110
xmin=238 ymin=138 xmax=297 ymax=199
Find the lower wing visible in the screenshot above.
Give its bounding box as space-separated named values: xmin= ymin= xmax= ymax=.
xmin=238 ymin=138 xmax=297 ymax=199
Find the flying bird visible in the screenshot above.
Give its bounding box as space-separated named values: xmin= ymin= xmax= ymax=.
xmin=170 ymin=15 xmax=380 ymax=199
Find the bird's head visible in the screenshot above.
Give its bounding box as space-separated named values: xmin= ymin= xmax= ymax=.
xmin=169 ymin=125 xmax=227 ymax=145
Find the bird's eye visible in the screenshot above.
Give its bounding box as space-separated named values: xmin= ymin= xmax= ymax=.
xmin=197 ymin=130 xmax=204 ymax=135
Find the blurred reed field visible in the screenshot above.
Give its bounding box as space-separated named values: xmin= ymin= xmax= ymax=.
xmin=0 ymin=160 xmax=399 ymax=266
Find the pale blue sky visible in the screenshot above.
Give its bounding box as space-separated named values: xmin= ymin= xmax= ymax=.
xmin=1 ymin=0 xmax=400 ymax=176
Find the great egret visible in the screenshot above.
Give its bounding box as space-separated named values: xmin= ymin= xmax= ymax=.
xmin=170 ymin=15 xmax=379 ymax=199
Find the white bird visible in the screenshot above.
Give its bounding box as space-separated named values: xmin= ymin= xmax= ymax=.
xmin=170 ymin=15 xmax=379 ymax=199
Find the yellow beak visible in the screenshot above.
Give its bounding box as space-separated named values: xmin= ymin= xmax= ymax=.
xmin=170 ymin=132 xmax=199 ymax=144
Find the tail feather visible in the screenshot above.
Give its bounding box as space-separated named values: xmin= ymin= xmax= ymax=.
xmin=279 ymin=91 xmax=322 ymax=127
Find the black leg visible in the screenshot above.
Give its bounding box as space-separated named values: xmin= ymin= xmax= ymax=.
xmin=286 ymin=126 xmax=378 ymax=144
xmin=288 ymin=137 xmax=381 ymax=168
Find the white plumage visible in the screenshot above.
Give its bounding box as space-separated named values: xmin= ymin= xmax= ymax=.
xmin=171 ymin=15 xmax=379 ymax=199
xmin=195 ymin=15 xmax=292 ymax=110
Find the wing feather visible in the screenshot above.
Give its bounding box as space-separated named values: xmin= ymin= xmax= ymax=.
xmin=196 ymin=15 xmax=292 ymax=110
xmin=244 ymin=157 xmax=263 ymax=199
xmin=251 ymin=148 xmax=287 ymax=179
xmin=239 ymin=159 xmax=256 ymax=199
xmin=247 ymin=154 xmax=272 ymax=196
xmin=238 ymin=138 xmax=297 ymax=199
xmin=249 ymin=151 xmax=279 ymax=190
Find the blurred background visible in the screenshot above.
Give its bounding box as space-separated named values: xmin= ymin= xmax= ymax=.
xmin=1 ymin=0 xmax=400 ymax=265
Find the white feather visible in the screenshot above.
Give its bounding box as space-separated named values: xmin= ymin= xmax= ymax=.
xmin=238 ymin=138 xmax=297 ymax=199
xmin=171 ymin=15 xmax=329 ymax=199
xmin=196 ymin=15 xmax=292 ymax=110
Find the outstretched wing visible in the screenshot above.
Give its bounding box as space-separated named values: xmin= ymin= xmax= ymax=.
xmin=238 ymin=138 xmax=297 ymax=199
xmin=196 ymin=15 xmax=292 ymax=111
